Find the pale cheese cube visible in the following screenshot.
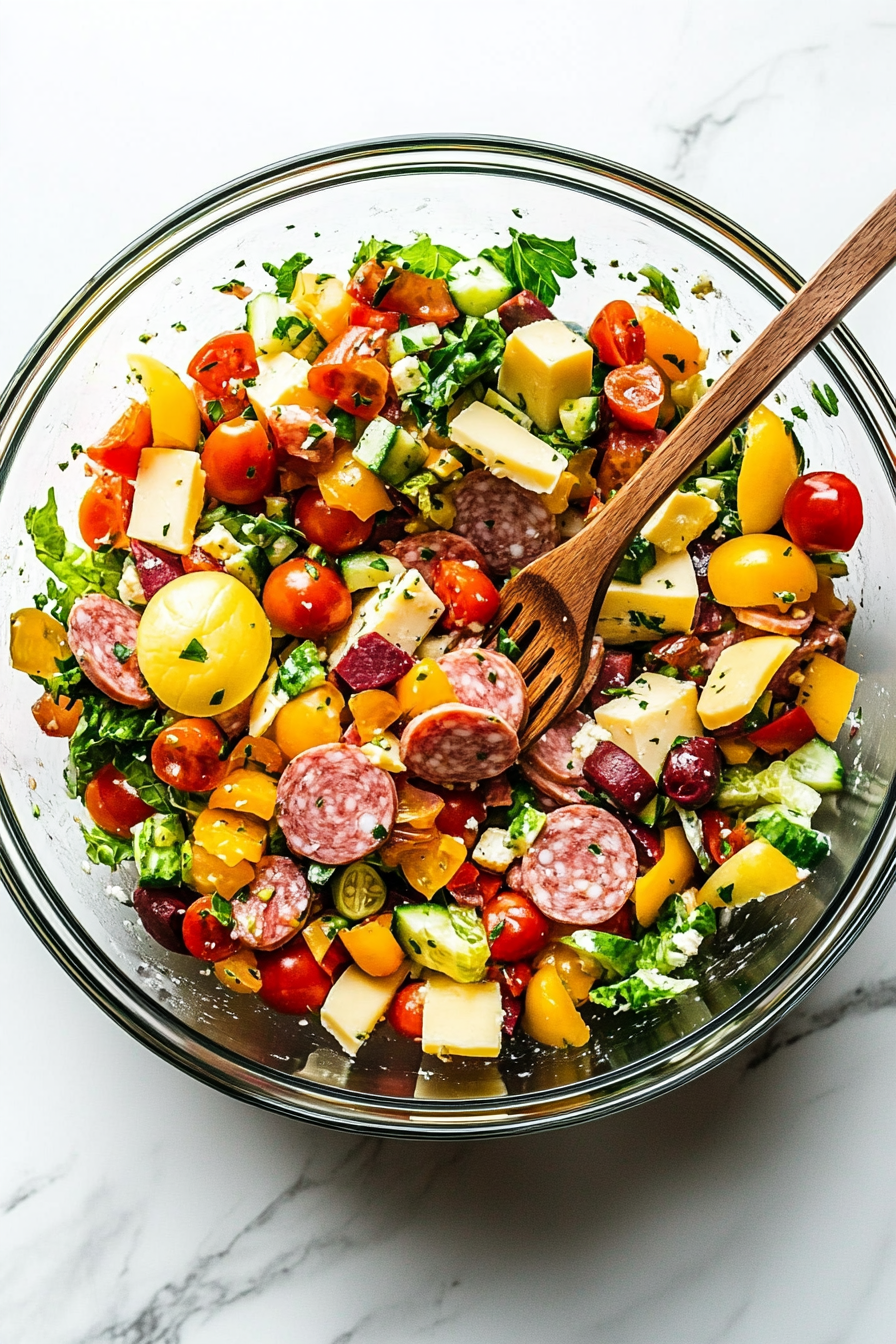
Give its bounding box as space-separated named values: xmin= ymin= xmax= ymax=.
xmin=449 ymin=401 xmax=566 ymax=495
xmin=593 ymin=672 xmax=702 ymax=780
xmin=641 ymin=490 xmax=720 ymax=554
xmin=328 ymin=568 xmax=444 ymax=667
xmin=697 ymin=637 xmax=798 ymax=731
xmin=472 ymin=827 xmax=516 ymax=873
xmin=497 ymin=319 xmax=593 ymax=431
xmin=321 ymin=962 xmax=410 ymax=1057
xmin=421 ymin=975 xmax=503 ymax=1059
xmin=196 ymin=522 xmax=243 ymax=562
xmin=597 ymin=548 xmax=698 ymax=645
xmin=117 ymin=559 xmax=146 ymax=607
xmin=248 ymin=659 xmax=289 ymax=738
xmin=247 ymin=353 xmax=326 ymax=427
xmin=391 ymin=355 xmax=425 ymax=396
xmin=128 ymin=447 xmax=206 ymax=556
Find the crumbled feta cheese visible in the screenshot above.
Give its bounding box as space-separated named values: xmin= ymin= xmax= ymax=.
xmin=571 ymin=719 xmax=612 ymax=759
xmin=105 ymin=884 xmax=129 ymax=904
xmin=472 ymin=827 xmax=516 ymax=873
xmin=391 ymin=355 xmax=425 ymax=397
xmin=118 ymin=559 xmax=147 ymax=607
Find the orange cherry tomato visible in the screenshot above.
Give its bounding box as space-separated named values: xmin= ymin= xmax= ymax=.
xmin=348 ymin=301 xmax=401 ymax=332
xmin=294 ymin=487 xmax=373 ymax=554
xmin=588 ymin=300 xmax=646 ymax=367
xmin=187 ymin=331 xmax=259 ymax=397
xmin=482 ymin=891 xmax=551 ymax=961
xmin=307 ymin=327 xmax=390 ymax=422
xmin=431 ymin=558 xmax=500 ymax=633
xmin=86 ymin=401 xmax=152 ymax=479
xmin=256 ymin=941 xmax=332 ymax=1013
xmin=193 ymin=382 xmax=247 ymax=433
xmin=31 ymin=691 xmax=82 ymax=738
xmin=151 ymin=719 xmax=229 ymax=793
xmin=182 ymin=895 xmax=235 ymax=962
xmin=200 ymin=417 xmax=277 ymax=505
xmin=348 ymin=261 xmax=458 ymax=327
xmin=595 ymin=427 xmax=666 ymax=497
xmin=78 ymin=474 xmax=134 ymax=550
xmin=85 ymin=762 xmax=154 ymax=838
xmin=262 ymin=557 xmax=352 ymax=639
xmin=603 ymin=362 xmax=664 ymax=432
xmin=387 ymin=981 xmax=427 ymax=1039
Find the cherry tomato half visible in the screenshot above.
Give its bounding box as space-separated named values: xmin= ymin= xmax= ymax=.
xmin=431 ymin=559 xmax=501 ymax=633
xmin=263 ymin=557 xmax=352 ymax=639
xmin=84 ymin=762 xmax=154 ymax=839
xmin=31 ymin=691 xmax=82 ymax=739
xmin=201 ymin=417 xmax=277 ymax=506
xmin=482 ymin=891 xmax=551 ymax=962
xmin=430 ymin=789 xmax=488 ymax=842
xmin=348 ymin=301 xmax=401 ymax=332
xmin=86 ymin=401 xmax=152 ymax=479
xmin=588 ymin=300 xmax=646 ymax=367
xmin=187 ymin=331 xmax=259 ymax=397
xmin=256 ymin=941 xmax=332 ymax=1013
xmin=307 ymin=327 xmax=390 ymax=421
xmin=782 ymin=471 xmax=864 ymax=553
xmin=193 ymin=382 xmax=247 ymax=433
xmin=603 ymin=361 xmax=665 ymax=432
xmin=387 ymin=981 xmax=427 ymax=1039
xmin=78 ymin=474 xmax=134 ymax=550
xmin=182 ymin=896 xmax=235 ymax=962
xmin=151 ymin=719 xmax=229 ymax=793
xmin=294 ymin=487 xmax=374 ymax=554
xmin=701 ymin=809 xmax=751 ymax=868
xmin=595 ymin=427 xmax=666 ymax=497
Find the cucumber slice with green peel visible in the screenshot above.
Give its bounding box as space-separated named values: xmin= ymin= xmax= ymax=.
xmin=246 ymin=293 xmax=313 ymax=356
xmin=293 ymin=327 xmax=326 ymax=363
xmin=483 ymin=386 xmax=533 ymax=430
xmin=746 ymin=805 xmax=831 ymax=868
xmin=339 ymin=550 xmax=406 ymax=592
xmin=223 ymin=544 xmax=270 ymax=596
xmin=447 ymin=256 xmax=516 ymax=317
xmin=264 ymin=495 xmax=291 ymax=523
xmin=266 ymin=535 xmax=298 ymax=567
xmin=785 ymin=737 xmax=844 ymax=793
xmin=353 ymin=418 xmax=429 ymax=485
xmin=559 ymin=396 xmax=600 ymax=445
xmin=393 ymin=904 xmax=490 ymax=983
xmin=386 ymin=322 xmax=442 ymax=365
xmin=811 ymin=551 xmax=849 ymax=578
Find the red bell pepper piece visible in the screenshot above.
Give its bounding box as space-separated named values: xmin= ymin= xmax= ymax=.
xmin=747 ymin=705 xmax=816 ymax=755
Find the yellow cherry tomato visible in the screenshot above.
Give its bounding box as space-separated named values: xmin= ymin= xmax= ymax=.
xmin=737 ymin=405 xmax=799 ymax=534
xmin=136 ymin=571 xmax=272 ymax=716
xmin=192 ymin=808 xmax=267 ymax=867
xmin=10 ymin=608 xmax=71 ymax=680
xmin=348 ymin=689 xmax=401 ymax=743
xmin=214 ymin=948 xmax=262 ymax=994
xmin=208 ymin=768 xmax=278 ymax=820
xmin=522 ymin=963 xmax=590 ymax=1048
xmin=394 ymin=659 xmax=458 ymax=717
xmin=127 ymin=352 xmax=200 ymax=449
xmin=395 ymin=779 xmax=444 ymax=830
xmin=188 ymin=844 xmax=255 ymax=899
xmin=637 ymin=306 xmax=706 ymax=382
xmin=272 ymin=683 xmax=345 ymax=758
xmin=707 ymin=534 xmax=817 ymax=612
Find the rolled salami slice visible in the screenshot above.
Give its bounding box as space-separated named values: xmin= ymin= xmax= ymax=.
xmin=399 ymin=705 xmax=519 ymax=785
xmin=520 ymin=804 xmax=637 ymax=925
xmin=67 ymin=594 xmax=153 ymax=707
xmin=520 ymin=756 xmax=587 ymax=807
xmin=569 ymin=636 xmax=605 ymax=711
xmin=438 ymin=648 xmax=528 ymax=732
xmin=389 ymin=530 xmax=491 ymax=586
xmin=521 ymin=709 xmax=589 ymax=787
xmin=451 ymin=470 xmax=558 ymax=575
xmin=232 ymin=856 xmax=311 ymax=951
xmin=277 ymin=744 xmax=397 ymax=866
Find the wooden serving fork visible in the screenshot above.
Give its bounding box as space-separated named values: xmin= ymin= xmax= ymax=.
xmin=492 ymin=188 xmax=896 ymax=749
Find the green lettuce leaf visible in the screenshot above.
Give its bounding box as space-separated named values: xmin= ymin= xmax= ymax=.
xmin=351 ymin=234 xmax=466 ymax=279
xmin=65 ymin=694 xmax=168 ymax=801
xmin=26 ymin=489 xmax=126 ymax=622
xmin=77 ymin=819 xmax=133 ymax=868
xmin=480 ymin=228 xmax=577 ymax=306
xmin=590 ymin=968 xmax=698 ymax=1011
xmin=262 ymin=250 xmax=312 ymax=298
xmin=406 ymin=315 xmax=505 ymax=417
xmin=276 ymin=640 xmax=326 ymax=699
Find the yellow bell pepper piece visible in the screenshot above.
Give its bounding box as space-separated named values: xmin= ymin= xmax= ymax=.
xmin=317 ymin=445 xmax=393 ymax=522
xmin=214 ymin=948 xmax=262 ymax=995
xmin=812 ymin=573 xmax=849 ymax=624
xmin=637 ymin=306 xmax=706 ymax=382
xmin=634 ymin=827 xmax=696 ymax=926
xmin=395 ymin=778 xmax=444 ymax=830
xmin=542 ymin=470 xmax=578 ymax=515
xmin=303 ymin=913 xmax=345 ymax=965
xmin=737 ymin=405 xmax=799 ymax=534
xmin=349 ymin=689 xmax=401 ymax=743
xmin=290 ymin=272 xmax=353 ymax=343
xmin=10 ymin=608 xmax=71 ymax=680
xmin=522 ymin=963 xmax=590 ymax=1048
xmin=272 ymin=683 xmax=345 ymax=759
xmin=719 ymin=737 xmax=757 ymax=765
xmin=189 ymin=844 xmax=255 ymax=899
xmin=127 ymin=353 xmax=199 ymax=449
xmin=796 ymin=654 xmax=859 ymax=741
xmin=698 ymin=838 xmax=800 ymax=908
xmin=192 ymin=808 xmax=267 ymax=867
xmin=339 ymin=913 xmax=406 ymax=978
xmin=379 ymin=824 xmax=439 ymax=869
xmin=566 ymin=448 xmax=598 ymax=500
xmin=400 ymin=832 xmax=467 ymax=899
xmin=533 ymin=944 xmax=597 ymax=1005
xmin=208 ymin=768 xmax=278 ymax=820
xmin=394 ymin=659 xmax=457 ymax=718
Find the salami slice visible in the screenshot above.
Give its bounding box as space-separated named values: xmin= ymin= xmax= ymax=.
xmin=570 ymin=636 xmax=605 ymax=711
xmin=520 ymin=804 xmax=637 ymax=925
xmin=451 ymin=470 xmax=558 ymax=575
xmin=399 ymin=705 xmax=519 ymax=784
xmin=438 ymin=649 xmax=528 ymax=732
xmin=67 ymin=594 xmax=153 ymax=707
xmin=520 ymin=756 xmax=587 ymax=807
xmin=389 ymin=530 xmax=490 ymax=586
xmin=214 ymin=693 xmax=252 ymax=739
xmin=505 ymin=860 xmax=526 ymax=891
xmin=521 ymin=709 xmax=589 ymax=787
xmin=277 ymin=744 xmax=397 ymax=866
xmin=232 ymin=856 xmax=311 ymax=951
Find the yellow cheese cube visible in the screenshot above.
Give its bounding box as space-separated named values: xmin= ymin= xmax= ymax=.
xmin=796 ymin=654 xmax=859 ymax=741
xmin=328 ymin=571 xmax=444 ymax=667
xmin=597 ymin=548 xmax=699 ymax=645
xmin=697 ymin=636 xmax=798 ymax=731
xmin=698 ymin=838 xmax=800 ymax=908
xmin=127 ymin=447 xmax=206 ymax=555
xmin=641 ymin=490 xmax=720 ymax=554
xmin=497 ymin=320 xmax=593 ymax=432
xmin=247 ymin=353 xmax=330 ymax=427
xmin=320 ymin=961 xmax=410 ymax=1057
xmin=421 ymin=975 xmax=503 ymax=1058
xmin=448 ymin=401 xmax=566 ymax=494
xmin=593 ymin=672 xmax=702 ymax=780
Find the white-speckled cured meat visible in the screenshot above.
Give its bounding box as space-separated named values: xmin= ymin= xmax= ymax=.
xmin=388 ymin=530 xmax=490 ymax=586
xmin=520 ymin=709 xmax=589 ymax=789
xmin=399 ymin=705 xmax=519 ymax=784
xmin=438 ymin=648 xmax=528 ymax=732
xmin=277 ymin=744 xmax=397 ymax=865
xmin=520 ymin=804 xmax=637 ymax=925
xmin=232 ymin=856 xmax=311 ymax=950
xmin=451 ymin=470 xmax=558 ymax=575
xmin=67 ymin=594 xmax=153 ymax=707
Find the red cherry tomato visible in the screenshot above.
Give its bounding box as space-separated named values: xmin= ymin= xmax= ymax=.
xmin=200 ymin=417 xmax=277 ymax=505
xmin=487 ymin=961 xmax=533 ymax=997
xmin=387 ymin=981 xmax=427 ymax=1039
xmin=294 ymin=487 xmax=374 ymax=554
xmin=348 ymin=261 xmax=458 ymax=327
xmin=782 ymin=471 xmax=864 ymax=553
xmin=588 ymin=300 xmax=646 ymax=367
xmin=182 ymin=896 xmax=235 ymax=962
xmin=307 ymin=327 xmax=390 ymax=422
xmin=701 ymin=809 xmax=751 ymax=867
xmin=603 ymin=362 xmax=664 ymax=432
xmin=430 ymin=788 xmax=488 ymax=842
xmin=482 ymin=891 xmax=551 ymax=962
xmin=84 ymin=762 xmax=154 ymax=839
xmin=431 ymin=559 xmax=501 ymax=633
xmin=187 ymin=332 xmax=259 ymax=397
xmin=78 ymin=474 xmax=134 ymax=550
xmin=193 ymin=382 xmax=247 ymax=433
xmin=348 ymin=301 xmax=401 ymax=332
xmin=263 ymin=557 xmax=352 ymax=639
xmin=86 ymin=401 xmax=152 ymax=479
xmin=151 ymin=719 xmax=229 ymax=793
xmin=256 ymin=941 xmax=332 ymax=1013
xmin=595 ymin=427 xmax=666 ymax=497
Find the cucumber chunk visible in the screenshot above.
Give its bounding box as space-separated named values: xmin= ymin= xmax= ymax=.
xmin=133 ymin=814 xmax=186 ymax=887
xmin=393 ymin=904 xmax=490 ymax=983
xmin=339 ymin=550 xmax=406 ymax=593
xmin=353 ymin=418 xmax=428 ymax=486
xmin=747 ymin=805 xmax=831 ymax=868
xmin=559 ymin=396 xmax=600 ymax=445
xmin=223 ymin=544 xmax=270 ymax=597
xmin=786 ymin=737 xmax=844 ymax=793
xmin=447 ymin=256 xmax=515 ymax=317
xmin=246 ymin=292 xmax=313 ymax=357
xmin=386 ymin=322 xmax=442 ymax=365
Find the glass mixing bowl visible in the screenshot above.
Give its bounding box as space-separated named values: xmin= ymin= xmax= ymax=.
xmin=1 ymin=136 xmax=894 ymax=1138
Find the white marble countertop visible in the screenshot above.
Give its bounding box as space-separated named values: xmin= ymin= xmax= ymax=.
xmin=4 ymin=2 xmax=896 ymax=1339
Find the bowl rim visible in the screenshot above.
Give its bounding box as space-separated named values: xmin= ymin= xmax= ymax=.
xmin=3 ymin=132 xmax=896 ymax=1139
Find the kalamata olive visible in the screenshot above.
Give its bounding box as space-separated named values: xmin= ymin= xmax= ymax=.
xmin=689 ymin=540 xmax=719 ymax=596
xmin=583 ymin=741 xmax=656 ymax=813
xmin=661 ymin=736 xmax=722 ymax=809
xmin=132 ymin=887 xmax=190 ymax=954
xmin=589 ymin=650 xmax=634 ymax=709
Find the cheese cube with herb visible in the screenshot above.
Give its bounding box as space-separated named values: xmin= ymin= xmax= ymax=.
xmin=321 ymin=961 xmax=410 ymax=1057
xmin=127 ymin=447 xmax=206 ymax=555
xmin=421 ymin=975 xmax=503 ymax=1059
xmin=472 ymin=827 xmax=517 ymax=873
xmin=328 ymin=568 xmax=444 ymax=667
xmin=641 ymin=489 xmax=720 ymax=554
xmin=697 ymin=637 xmax=798 ymax=731
xmin=597 ymin=547 xmax=699 ymax=645
xmin=247 ymin=353 xmax=326 ymax=426
xmin=448 ymin=401 xmax=566 ymax=495
xmin=593 ymin=672 xmax=702 ymax=780
xmin=497 ymin=319 xmax=593 ymax=431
